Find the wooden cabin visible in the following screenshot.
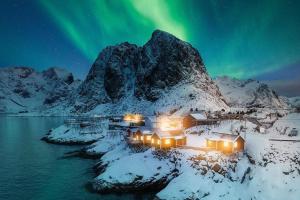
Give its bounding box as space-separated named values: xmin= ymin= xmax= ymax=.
xmin=151 ymin=129 xmax=186 ymax=149
xmin=129 ymin=116 xmax=155 ymax=144
xmin=183 ymin=111 xmax=217 ymax=128
xmin=206 ymin=132 xmax=245 ymax=153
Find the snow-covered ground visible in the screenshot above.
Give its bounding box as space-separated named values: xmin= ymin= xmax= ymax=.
xmin=44 ymin=122 xmax=108 ymax=144
xmin=43 ymin=114 xmax=300 ymax=199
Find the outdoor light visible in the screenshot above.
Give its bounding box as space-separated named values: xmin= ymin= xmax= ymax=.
xmin=123 ymin=113 xmax=143 ymax=123
xmin=158 ymin=116 xmax=182 ymax=131
xmin=224 ymin=141 xmax=228 ymax=147
xmin=165 ymin=139 xmax=170 ymax=145
xmin=157 ymin=140 xmax=161 ymax=145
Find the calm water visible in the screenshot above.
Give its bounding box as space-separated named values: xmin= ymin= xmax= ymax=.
xmin=0 ymin=116 xmax=147 ymax=200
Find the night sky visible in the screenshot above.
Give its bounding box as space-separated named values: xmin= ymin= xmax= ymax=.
xmin=1 ymin=0 xmax=299 ymax=96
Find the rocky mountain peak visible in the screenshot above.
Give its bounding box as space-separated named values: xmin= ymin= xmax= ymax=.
xmin=74 ymin=30 xmax=226 ymax=113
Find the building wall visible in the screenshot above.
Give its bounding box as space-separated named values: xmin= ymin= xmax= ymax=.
xmin=235 ymin=137 xmax=245 ymax=151
xmin=206 ymin=139 xmax=217 ymax=149
xmin=217 ymin=141 xmax=233 ymax=153
xmin=183 ymin=115 xmax=197 ymax=129
xmin=142 ymin=134 xmax=153 ymax=144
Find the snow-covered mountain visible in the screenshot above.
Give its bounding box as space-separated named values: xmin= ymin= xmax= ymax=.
xmin=0 ymin=67 xmax=80 ymax=114
xmin=215 ymin=76 xmax=289 ymax=109
xmin=1 ymin=31 xmax=294 ymax=115
xmin=71 ymin=30 xmax=228 ymax=115
xmin=289 ymin=96 xmax=300 ymax=111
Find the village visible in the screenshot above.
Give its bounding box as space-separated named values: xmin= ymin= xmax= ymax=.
xmin=42 ymin=107 xmax=300 ymax=199
xmin=122 ymin=112 xmax=246 ymax=154
xmin=51 ymin=107 xmax=298 ymax=154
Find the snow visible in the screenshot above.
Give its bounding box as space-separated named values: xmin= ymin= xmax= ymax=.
xmin=95 ymin=149 xmax=173 ymax=185
xmin=0 ymin=67 xmax=80 ymax=115
xmin=45 ymin=122 xmax=107 ymax=144
xmin=190 ymin=113 xmax=207 ymax=120
xmin=215 ymin=76 xmax=288 ymax=109
xmin=42 ymin=114 xmax=300 ymax=199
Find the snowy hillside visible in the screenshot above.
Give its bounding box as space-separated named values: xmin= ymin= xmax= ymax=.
xmin=289 ymin=96 xmax=300 ymax=111
xmin=215 ymin=76 xmax=288 ymax=109
xmin=44 ymin=116 xmax=300 ymax=199
xmin=0 ymin=67 xmax=80 ymax=114
xmin=70 ymin=30 xmax=228 ymax=115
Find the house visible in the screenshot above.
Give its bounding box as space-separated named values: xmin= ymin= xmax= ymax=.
xmin=183 ymin=111 xmax=218 ymax=128
xmin=151 ymin=129 xmax=186 ymax=149
xmin=129 ymin=116 xmax=186 ymax=149
xmin=206 ymin=132 xmax=245 ymax=153
xmin=129 ymin=116 xmax=155 ymax=144
xmin=123 ymin=113 xmax=145 ymax=126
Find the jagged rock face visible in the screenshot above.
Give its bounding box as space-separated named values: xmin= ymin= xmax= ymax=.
xmin=0 ymin=67 xmax=80 ymax=113
xmin=215 ymin=76 xmax=289 ymax=109
xmin=75 ymin=30 xmax=226 ymax=112
xmin=136 ymin=30 xmax=206 ymax=101
xmin=76 ymin=42 xmax=140 ymax=110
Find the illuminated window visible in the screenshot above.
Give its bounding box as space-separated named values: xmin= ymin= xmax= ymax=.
xmin=165 ymin=139 xmax=170 ymax=145
xmin=207 ymin=140 xmax=211 ymax=146
xmin=157 ymin=140 xmax=161 ymax=145
xmin=140 ymin=136 xmax=143 ymax=140
xmin=146 ymin=136 xmax=151 ymax=140
xmin=133 ymin=137 xmax=137 ymax=141
xmin=234 ymin=142 xmax=237 ymax=148
xmin=223 ymin=141 xmax=228 ymax=147
xmin=151 ymin=139 xmax=154 ymax=143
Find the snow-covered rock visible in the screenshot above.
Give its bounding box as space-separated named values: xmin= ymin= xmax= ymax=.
xmin=71 ymin=30 xmax=228 ymax=114
xmin=92 ymin=149 xmax=178 ymax=193
xmin=0 ymin=67 xmax=80 ymax=114
xmin=215 ymin=76 xmax=288 ymax=109
xmin=43 ymin=122 xmax=107 ymax=144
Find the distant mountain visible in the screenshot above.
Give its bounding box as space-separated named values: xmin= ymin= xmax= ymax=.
xmin=71 ymin=30 xmax=228 ymax=115
xmin=289 ymin=96 xmax=300 ymax=111
xmin=215 ymin=76 xmax=289 ymax=109
xmin=1 ymin=31 xmax=292 ymax=116
xmin=0 ymin=67 xmax=80 ymax=114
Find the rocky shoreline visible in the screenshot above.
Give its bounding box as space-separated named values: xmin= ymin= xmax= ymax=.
xmin=41 ymin=116 xmax=300 ymax=199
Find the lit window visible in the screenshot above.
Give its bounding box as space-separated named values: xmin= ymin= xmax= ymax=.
xmin=133 ymin=137 xmax=137 ymax=141
xmin=223 ymin=141 xmax=228 ymax=147
xmin=165 ymin=139 xmax=170 ymax=145
xmin=157 ymin=140 xmax=161 ymax=145
xmin=207 ymin=140 xmax=211 ymax=146
xmin=140 ymin=136 xmax=143 ymax=140
xmin=151 ymin=138 xmax=154 ymax=143
xmin=234 ymin=142 xmax=237 ymax=148
xmin=146 ymin=136 xmax=151 ymax=140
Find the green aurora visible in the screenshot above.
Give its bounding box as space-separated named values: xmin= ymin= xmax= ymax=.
xmin=1 ymin=0 xmax=300 ymax=80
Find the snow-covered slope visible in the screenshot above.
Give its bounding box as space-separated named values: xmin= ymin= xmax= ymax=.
xmin=0 ymin=67 xmax=80 ymax=114
xmin=70 ymin=30 xmax=228 ymax=114
xmin=215 ymin=76 xmax=288 ymax=109
xmin=289 ymin=96 xmax=300 ymax=111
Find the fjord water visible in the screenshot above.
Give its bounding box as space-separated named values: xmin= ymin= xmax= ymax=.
xmin=0 ymin=116 xmax=141 ymax=200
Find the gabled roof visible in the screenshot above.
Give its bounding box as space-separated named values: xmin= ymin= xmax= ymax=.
xmin=153 ymin=128 xmax=185 ymax=139
xmin=207 ymin=132 xmax=244 ymax=142
xmin=190 ymin=113 xmax=207 ymax=120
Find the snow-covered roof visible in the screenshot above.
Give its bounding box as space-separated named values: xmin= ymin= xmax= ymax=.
xmin=190 ymin=113 xmax=207 ymax=120
xmin=207 ymin=132 xmax=244 ymax=142
xmin=154 ymin=129 xmax=185 ymax=139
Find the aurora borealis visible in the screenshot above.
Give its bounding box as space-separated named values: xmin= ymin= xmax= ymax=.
xmin=0 ymin=0 xmax=299 ymax=95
